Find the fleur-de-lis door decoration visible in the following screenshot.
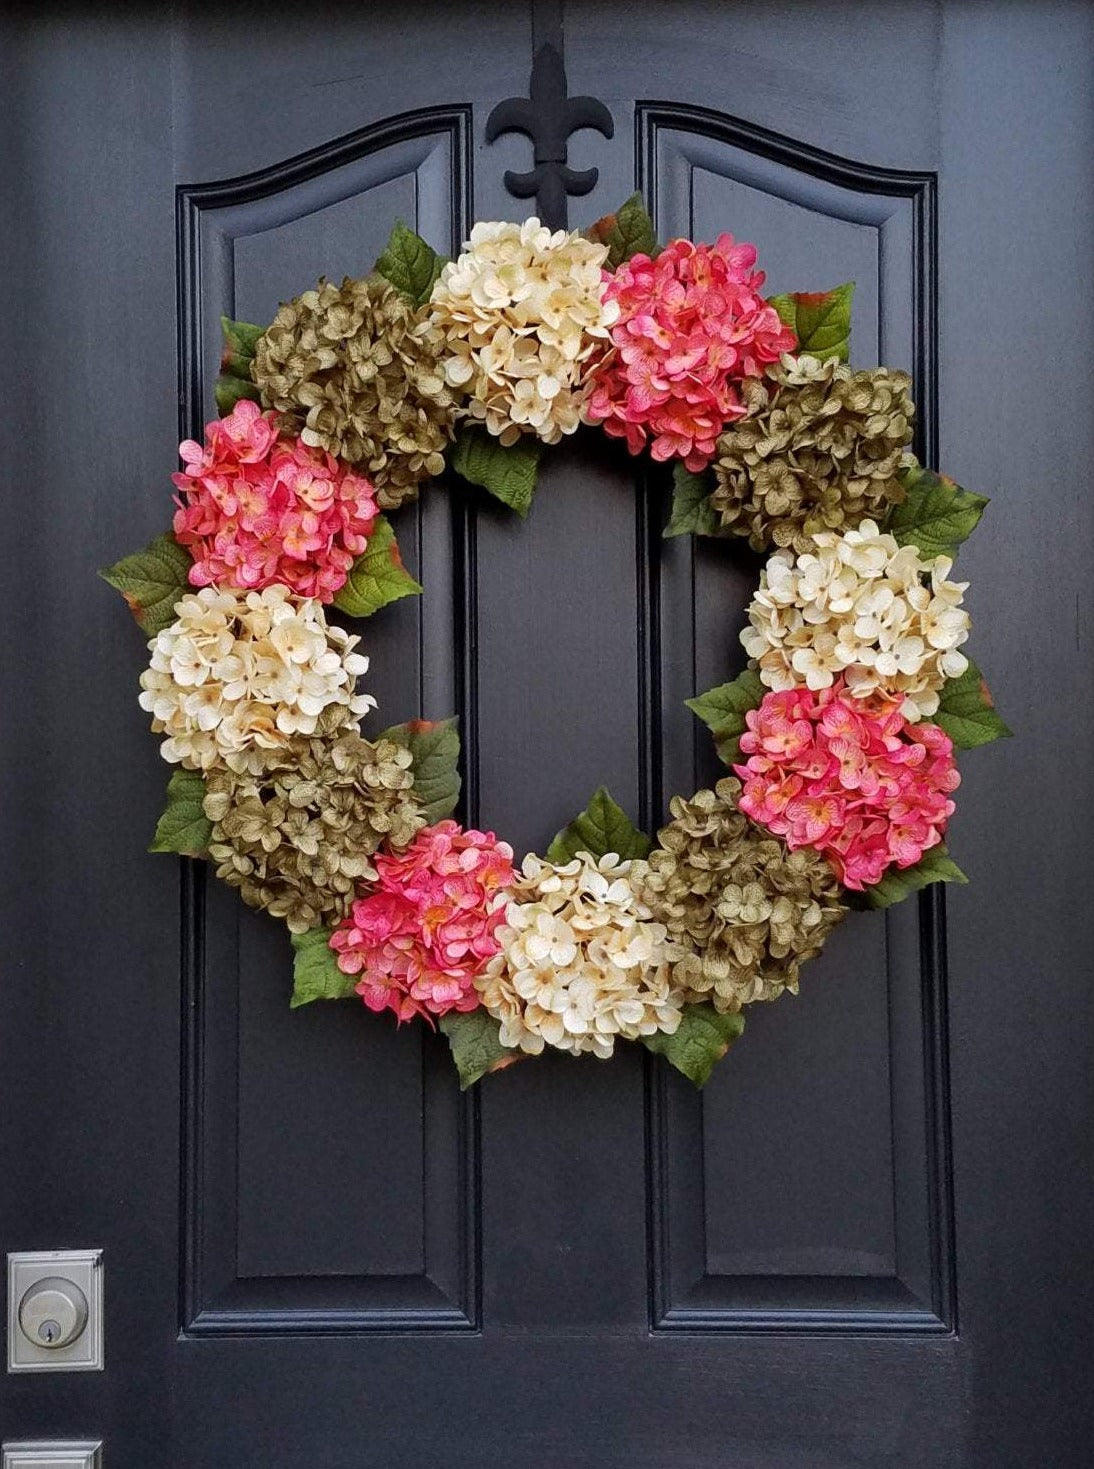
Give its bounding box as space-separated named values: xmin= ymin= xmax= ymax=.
xmin=486 ymin=43 xmax=614 ymax=229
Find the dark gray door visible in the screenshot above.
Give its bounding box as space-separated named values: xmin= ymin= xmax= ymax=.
xmin=3 ymin=3 xmax=1093 ymax=1465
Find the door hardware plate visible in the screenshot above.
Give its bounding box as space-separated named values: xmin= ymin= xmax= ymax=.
xmin=2 ymin=1445 xmax=102 ymax=1469
xmin=6 ymin=1252 xmax=103 ymax=1373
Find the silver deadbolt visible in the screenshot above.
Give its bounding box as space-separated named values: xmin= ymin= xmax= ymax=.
xmin=7 ymin=1250 xmax=103 ymax=1372
xmin=17 ymin=1277 xmax=89 ymax=1352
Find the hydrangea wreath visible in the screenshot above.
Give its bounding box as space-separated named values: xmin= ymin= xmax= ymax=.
xmin=103 ymin=197 xmax=1011 ymax=1089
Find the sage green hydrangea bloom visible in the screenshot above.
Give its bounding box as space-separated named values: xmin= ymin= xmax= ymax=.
xmin=711 ymin=354 xmax=916 ymax=552
xmin=203 ymin=731 xmax=426 ymax=933
xmin=634 ymin=776 xmax=845 ymax=1013
xmin=252 ymin=275 xmax=456 ymax=510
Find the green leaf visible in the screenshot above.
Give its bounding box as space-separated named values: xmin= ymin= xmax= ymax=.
xmin=686 ymin=668 xmax=766 ymax=767
xmin=375 ymin=219 xmax=445 ymax=307
xmin=214 ymin=374 xmax=261 ymax=415
xmin=451 ymin=426 xmax=541 ymax=516
xmin=546 ymin=787 xmax=651 ymax=864
xmin=221 ymin=316 xmax=265 ymax=358
xmin=99 ymin=532 xmax=193 ymax=636
xmin=220 ymin=350 xmax=256 ymax=380
xmin=769 ymin=282 xmax=855 ymax=362
xmin=886 ymin=465 xmax=989 ymax=560
xmin=585 ymin=192 xmax=658 ymax=267
xmin=148 ymin=769 xmax=211 ymax=857
xmin=215 ymin=315 xmax=264 ymax=416
xmin=439 ymin=1010 xmax=521 ymax=1089
xmin=379 ymin=718 xmax=461 ymax=824
xmin=289 ymin=927 xmax=357 ymax=1008
xmin=847 ymin=846 xmax=969 ymax=911
xmin=932 ymin=657 xmax=1012 ymax=749
xmin=643 ymin=1005 xmax=746 ymax=1088
xmin=332 ymin=515 xmax=422 ymax=618
xmin=664 ymin=464 xmax=722 ymax=539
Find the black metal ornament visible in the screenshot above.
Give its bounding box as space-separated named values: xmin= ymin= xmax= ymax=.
xmin=485 ymin=43 xmax=614 ymax=230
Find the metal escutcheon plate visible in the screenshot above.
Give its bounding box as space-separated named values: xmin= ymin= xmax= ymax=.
xmin=2 ymin=1444 xmax=102 ymax=1469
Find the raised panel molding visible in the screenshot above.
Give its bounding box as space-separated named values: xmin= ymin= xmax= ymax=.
xmin=636 ymin=103 xmax=954 ymax=1335
xmin=637 ymin=103 xmax=938 ymax=462
xmin=175 ymin=107 xmax=480 ymax=1336
xmin=177 ymin=106 xmax=472 ymax=433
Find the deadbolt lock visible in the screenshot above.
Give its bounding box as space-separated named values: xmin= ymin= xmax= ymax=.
xmin=6 ymin=1250 xmax=103 ymax=1373
xmin=17 ymin=1277 xmax=89 ymax=1351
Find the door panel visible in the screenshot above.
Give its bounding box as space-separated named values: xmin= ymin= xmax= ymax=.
xmin=178 ymin=106 xmax=478 ymax=1337
xmin=644 ymin=102 xmax=947 ymax=1335
xmin=3 ymin=3 xmax=1093 ymax=1466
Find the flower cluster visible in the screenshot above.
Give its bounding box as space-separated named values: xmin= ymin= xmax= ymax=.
xmin=476 ymin=852 xmax=682 ymax=1059
xmin=329 ymin=822 xmax=515 ymax=1023
xmin=138 ymin=586 xmax=373 ymax=773
xmin=173 ymin=399 xmax=379 ymax=602
xmin=740 ymin=520 xmax=970 ymax=720
xmin=635 ymin=779 xmax=845 ymax=1012
xmin=203 ymin=732 xmax=424 ymax=932
xmin=427 ymin=218 xmax=617 ymax=445
xmin=735 ymin=683 xmax=960 ymax=889
xmin=251 ymin=275 xmax=456 ymax=510
xmin=711 ymin=354 xmax=916 ymax=552
xmin=587 ymin=235 xmax=796 ymax=470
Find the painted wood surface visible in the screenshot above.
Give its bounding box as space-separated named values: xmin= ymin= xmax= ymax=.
xmin=1 ymin=3 xmax=1092 ymax=1464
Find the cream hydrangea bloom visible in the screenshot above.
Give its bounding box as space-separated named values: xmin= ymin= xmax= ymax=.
xmin=740 ymin=519 xmax=970 ymax=719
xmin=476 ymin=851 xmax=682 ymax=1059
xmin=138 ymin=585 xmax=374 ymax=774
xmin=426 ymin=217 xmax=618 ymax=445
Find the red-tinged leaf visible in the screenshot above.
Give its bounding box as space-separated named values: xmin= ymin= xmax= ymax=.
xmin=931 ymin=657 xmax=1012 ymax=749
xmin=643 ymin=1006 xmax=746 ymax=1087
xmin=99 ymin=533 xmax=193 ymax=636
xmin=887 ymin=466 xmax=989 ymax=559
xmin=586 ymin=209 xmax=619 ymax=245
xmin=584 ymin=192 xmax=658 ymax=266
xmin=768 ymin=282 xmax=855 ymax=361
xmin=215 ymin=316 xmax=265 ymax=417
xmin=439 ymin=1010 xmax=521 ymax=1089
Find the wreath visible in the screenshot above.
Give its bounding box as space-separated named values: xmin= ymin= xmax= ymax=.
xmin=103 ymin=196 xmax=1011 ymax=1089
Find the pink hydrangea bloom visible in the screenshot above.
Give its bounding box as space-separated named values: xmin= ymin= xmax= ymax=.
xmin=733 ymin=682 xmax=960 ymax=890
xmin=172 ymin=398 xmax=379 ymax=602
xmin=329 ymin=821 xmax=516 ymax=1024
xmin=586 ymin=235 xmax=796 ymax=470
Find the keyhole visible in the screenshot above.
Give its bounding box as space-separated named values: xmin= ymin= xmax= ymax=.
xmin=38 ymin=1319 xmax=62 ymax=1344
